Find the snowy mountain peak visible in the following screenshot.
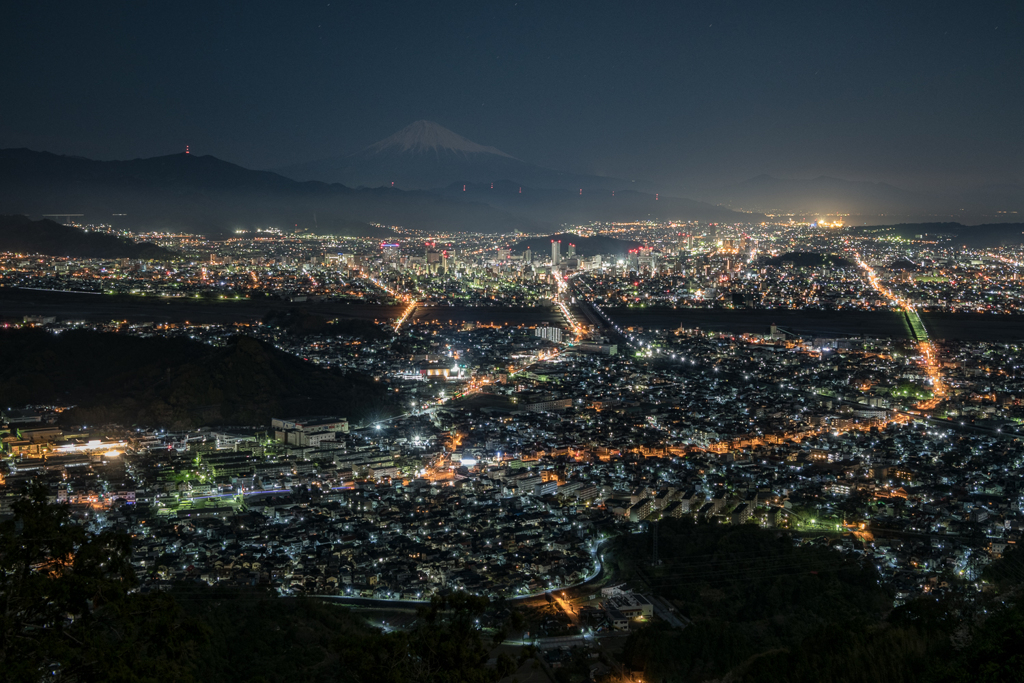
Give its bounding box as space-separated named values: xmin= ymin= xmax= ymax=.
xmin=362 ymin=120 xmax=514 ymax=158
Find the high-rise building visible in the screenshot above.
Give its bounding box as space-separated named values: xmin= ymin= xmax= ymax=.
xmin=535 ymin=325 xmax=563 ymax=343
xmin=524 ymin=247 xmax=533 ymax=264
xmin=567 ymin=243 xmax=576 ymax=258
xmin=551 ymin=240 xmax=561 ymax=266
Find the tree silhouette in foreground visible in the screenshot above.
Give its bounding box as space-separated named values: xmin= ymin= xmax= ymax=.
xmin=0 ymin=486 xmax=506 ymax=682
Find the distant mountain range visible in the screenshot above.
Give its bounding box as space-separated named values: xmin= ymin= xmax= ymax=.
xmin=0 ymin=145 xmax=754 ymax=235
xmin=438 ymin=180 xmax=749 ymax=225
xmin=702 ymin=175 xmax=1024 ymax=224
xmin=0 ymin=148 xmax=548 ymax=235
xmin=0 ymin=215 xmax=174 ymax=259
xmin=277 ymin=120 xmax=641 ymax=192
xmin=2 ymin=122 xmax=1018 ymax=231
xmin=276 ymin=120 xmax=1023 ymax=224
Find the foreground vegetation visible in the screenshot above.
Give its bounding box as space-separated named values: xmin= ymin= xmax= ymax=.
xmin=3 ymin=489 xmax=1022 ymax=683
xmin=0 ymin=487 xmax=509 ymax=683
xmin=615 ymin=519 xmax=1024 ymax=683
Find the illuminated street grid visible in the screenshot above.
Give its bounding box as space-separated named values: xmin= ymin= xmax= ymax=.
xmin=6 ymin=221 xmax=1024 ymax=314
xmin=2 ymin=220 xmax=1024 ymax=603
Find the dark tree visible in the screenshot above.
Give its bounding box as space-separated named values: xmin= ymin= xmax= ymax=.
xmin=0 ymin=484 xmax=136 ymax=682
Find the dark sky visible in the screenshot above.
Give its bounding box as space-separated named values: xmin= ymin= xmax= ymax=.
xmin=2 ymin=0 xmax=1021 ymax=192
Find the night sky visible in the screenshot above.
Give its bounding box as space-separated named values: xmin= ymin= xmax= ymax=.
xmin=2 ymin=0 xmax=1020 ymax=192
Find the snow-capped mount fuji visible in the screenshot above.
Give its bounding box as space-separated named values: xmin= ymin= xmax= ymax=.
xmin=276 ymin=120 xmax=632 ymax=191
xmin=362 ymin=120 xmax=515 ymax=158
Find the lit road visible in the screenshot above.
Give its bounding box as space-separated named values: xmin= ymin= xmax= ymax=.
xmin=551 ymin=591 xmax=580 ymax=626
xmin=566 ymin=270 xmax=1006 ymax=449
xmin=851 ymin=250 xmax=947 ymax=413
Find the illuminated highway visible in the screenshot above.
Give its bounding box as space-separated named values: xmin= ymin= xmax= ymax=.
xmin=852 ymin=251 xmax=947 ymax=413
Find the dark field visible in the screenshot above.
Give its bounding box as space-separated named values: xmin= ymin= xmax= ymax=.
xmin=0 ymin=288 xmax=563 ymax=327
xmin=410 ymin=305 xmax=563 ymax=325
xmin=606 ymin=307 xmax=912 ymax=339
xmin=921 ymin=313 xmax=1024 ymax=342
xmin=7 ymin=289 xmax=1024 ymax=341
xmin=0 ymin=287 xmax=405 ymax=324
xmin=606 ymin=307 xmax=1024 ymax=342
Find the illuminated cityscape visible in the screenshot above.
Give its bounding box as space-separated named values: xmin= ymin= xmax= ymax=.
xmin=5 ymin=219 xmax=1024 ymax=602
xmin=2 ymin=2 xmax=1022 ymax=681
xmin=5 ymin=219 xmax=1024 ymax=676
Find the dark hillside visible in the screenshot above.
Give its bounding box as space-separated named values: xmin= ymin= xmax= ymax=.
xmin=856 ymin=222 xmax=1024 ymax=248
xmin=0 ymin=215 xmax=174 ymax=259
xmin=617 ymin=521 xmax=900 ymax=682
xmin=614 ymin=519 xmax=1024 ymax=683
xmin=0 ymin=329 xmax=397 ymax=428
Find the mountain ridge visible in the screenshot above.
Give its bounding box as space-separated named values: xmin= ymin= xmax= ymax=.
xmin=0 ymin=148 xmax=551 ymax=235
xmin=363 ymin=120 xmax=516 ymax=158
xmin=0 ymin=214 xmax=175 ymax=259
xmin=0 ymin=147 xmax=754 ymax=234
xmin=275 ymin=120 xmax=646 ymax=192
